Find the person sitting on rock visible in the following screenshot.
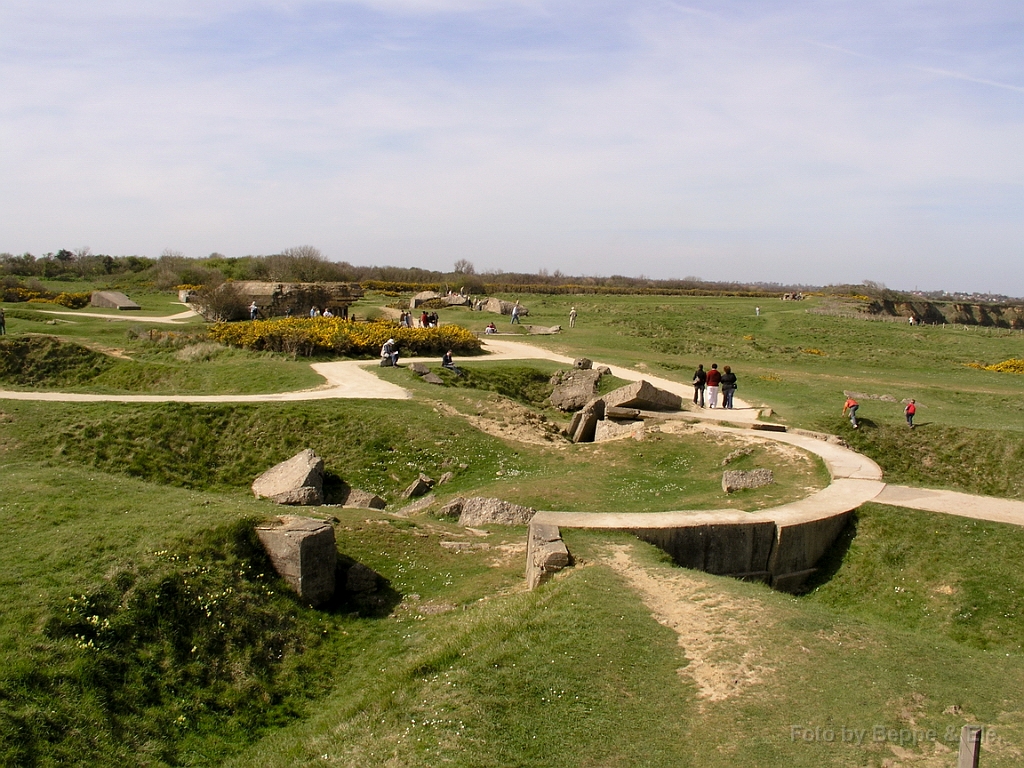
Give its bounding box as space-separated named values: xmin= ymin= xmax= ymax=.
xmin=381 ymin=338 xmax=399 ymax=367
xmin=442 ymin=349 xmax=461 ymax=376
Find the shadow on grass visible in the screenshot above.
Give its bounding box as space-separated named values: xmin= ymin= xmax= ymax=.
xmin=326 ymin=554 xmax=402 ymax=619
xmin=799 ymin=510 xmax=859 ymax=593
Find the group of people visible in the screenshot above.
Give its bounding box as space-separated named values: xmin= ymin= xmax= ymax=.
xmin=843 ymin=396 xmax=917 ymax=429
xmin=308 ymin=306 xmax=345 ymax=319
xmin=691 ymin=363 xmax=738 ymax=409
xmin=420 ymin=311 xmax=440 ymax=328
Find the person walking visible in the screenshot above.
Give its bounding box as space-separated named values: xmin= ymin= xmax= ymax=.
xmin=706 ymin=363 xmax=722 ymax=409
xmin=510 ymin=302 xmax=520 ymax=324
xmin=569 ymin=306 xmax=577 ymax=328
xmin=720 ymin=365 xmax=737 ymax=409
xmin=843 ymin=396 xmax=860 ymax=429
xmin=692 ymin=364 xmax=706 ymax=407
xmin=0 ymin=307 xmax=6 ymax=335
xmin=249 ymin=301 xmax=259 ymax=320
xmin=904 ymin=399 xmax=916 ymax=429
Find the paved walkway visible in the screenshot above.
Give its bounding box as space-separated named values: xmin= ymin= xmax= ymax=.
xmin=1 ymin=327 xmax=1020 ymax=529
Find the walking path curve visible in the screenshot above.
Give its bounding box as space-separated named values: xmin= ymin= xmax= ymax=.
xmin=1 ymin=333 xmax=1021 ymax=530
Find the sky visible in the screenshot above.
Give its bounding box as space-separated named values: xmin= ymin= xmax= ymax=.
xmin=1 ymin=1 xmax=1022 ymax=294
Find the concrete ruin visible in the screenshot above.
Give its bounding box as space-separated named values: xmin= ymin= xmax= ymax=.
xmin=256 ymin=515 xmax=337 ymax=606
xmin=91 ymin=291 xmax=141 ymax=310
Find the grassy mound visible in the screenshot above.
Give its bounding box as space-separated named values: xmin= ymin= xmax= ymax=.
xmin=2 ymin=520 xmax=343 ymax=766
xmin=0 ymin=335 xmax=116 ymax=387
xmin=437 ymin=365 xmax=555 ymax=408
xmin=834 ymin=419 xmax=1024 ymax=499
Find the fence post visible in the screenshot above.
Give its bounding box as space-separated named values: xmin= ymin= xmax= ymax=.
xmin=957 ymin=725 xmax=982 ymax=768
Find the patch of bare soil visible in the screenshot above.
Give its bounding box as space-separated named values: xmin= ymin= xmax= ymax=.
xmin=603 ymin=543 xmax=775 ymax=707
xmin=432 ymin=397 xmax=567 ymax=446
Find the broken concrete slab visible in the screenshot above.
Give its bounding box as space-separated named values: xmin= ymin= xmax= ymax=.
xmin=252 ymin=449 xmax=324 ymax=506
xmin=603 ymin=380 xmax=682 ymax=411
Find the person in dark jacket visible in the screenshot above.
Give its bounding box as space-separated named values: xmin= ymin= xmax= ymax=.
xmin=720 ymin=365 xmax=738 ymax=409
xmin=692 ymin=364 xmax=706 ymax=407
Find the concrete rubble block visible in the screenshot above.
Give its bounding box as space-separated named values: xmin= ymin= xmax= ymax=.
xmin=594 ymin=419 xmax=646 ymax=442
xmin=574 ymin=357 xmax=593 ymax=370
xmin=566 ymin=410 xmax=584 ymax=438
xmin=437 ymin=471 xmax=455 ymax=485
xmin=596 ymin=366 xmax=612 ymax=376
xmin=338 ymin=487 xmax=386 ymax=510
xmin=422 ymin=372 xmax=444 ymax=385
xmin=722 ymin=468 xmax=775 ymax=493
xmin=603 ymin=380 xmax=682 ymax=411
xmin=409 ymin=362 xmax=430 ymax=375
xmin=252 ymin=449 xmax=324 ymax=506
xmin=750 ymin=423 xmax=787 ymax=433
xmin=550 ymin=369 xmax=602 ymax=411
xmin=256 ymin=516 xmax=337 ymax=606
xmin=403 ymin=474 xmax=435 ymax=499
xmin=571 ymin=399 xmax=605 ymax=443
xmin=410 ymin=290 xmax=439 ymax=308
xmin=605 ymin=406 xmax=641 ymax=420
xmin=457 ymin=497 xmax=536 ymax=526
xmin=439 ymin=497 xmax=465 ymax=517
xmin=526 ymin=522 xmax=570 ymax=589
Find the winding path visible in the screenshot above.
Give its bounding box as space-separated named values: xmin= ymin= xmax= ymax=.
xmin=1 ymin=328 xmax=1022 ymax=532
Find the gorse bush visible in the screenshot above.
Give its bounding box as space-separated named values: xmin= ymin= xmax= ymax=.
xmin=208 ymin=317 xmax=482 ymax=357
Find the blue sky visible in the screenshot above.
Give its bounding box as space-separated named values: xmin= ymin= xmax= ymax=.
xmin=1 ymin=1 xmax=1022 ymax=293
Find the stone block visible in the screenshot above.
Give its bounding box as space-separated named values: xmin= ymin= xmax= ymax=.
xmin=594 ymin=419 xmax=645 ymax=442
xmin=550 ymin=369 xmax=602 ymax=411
xmin=603 ymin=380 xmax=682 ymax=411
xmin=571 ymin=399 xmax=605 ymax=443
xmin=605 ymin=406 xmax=641 ymax=420
xmin=403 ymin=474 xmax=435 ymax=499
xmin=722 ymin=468 xmax=775 ymax=493
xmin=409 ymin=362 xmax=430 ymax=375
xmin=457 ymin=497 xmax=535 ymax=526
xmin=252 ymin=449 xmax=324 ymax=506
xmin=573 ymin=357 xmax=593 ymax=370
xmin=256 ymin=516 xmax=336 ymax=606
xmin=526 ymin=522 xmax=570 ymax=589
xmin=338 ymin=487 xmax=386 ymax=510
xmin=422 ymin=372 xmax=444 ymax=385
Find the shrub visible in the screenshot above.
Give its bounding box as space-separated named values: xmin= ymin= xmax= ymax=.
xmin=208 ymin=318 xmax=482 ymax=357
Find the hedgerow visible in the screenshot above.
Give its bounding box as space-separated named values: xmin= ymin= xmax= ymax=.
xmin=208 ymin=318 xmax=482 ymax=357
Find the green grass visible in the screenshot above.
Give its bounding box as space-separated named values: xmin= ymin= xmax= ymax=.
xmin=3 ymin=288 xmax=1024 ymax=766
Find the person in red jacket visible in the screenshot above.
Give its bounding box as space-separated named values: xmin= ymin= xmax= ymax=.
xmin=705 ymin=363 xmax=722 ymax=408
xmin=904 ymin=399 xmax=916 ymax=429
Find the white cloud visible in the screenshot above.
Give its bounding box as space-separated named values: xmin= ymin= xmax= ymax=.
xmin=1 ymin=0 xmax=1022 ymax=293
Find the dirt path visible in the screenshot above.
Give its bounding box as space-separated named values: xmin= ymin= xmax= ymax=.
xmin=37 ymin=307 xmax=201 ymax=324
xmin=603 ymin=543 xmax=775 ymax=706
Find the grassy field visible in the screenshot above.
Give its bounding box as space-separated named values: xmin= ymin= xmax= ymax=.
xmin=2 ymin=287 xmax=1024 ymax=766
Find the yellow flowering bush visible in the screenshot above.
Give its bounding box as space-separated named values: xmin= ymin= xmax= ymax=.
xmin=208 ymin=318 xmax=482 ymax=358
xmin=970 ymin=358 xmax=1024 ymax=374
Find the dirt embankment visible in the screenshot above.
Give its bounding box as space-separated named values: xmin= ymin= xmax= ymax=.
xmin=866 ymin=299 xmax=1024 ymax=328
